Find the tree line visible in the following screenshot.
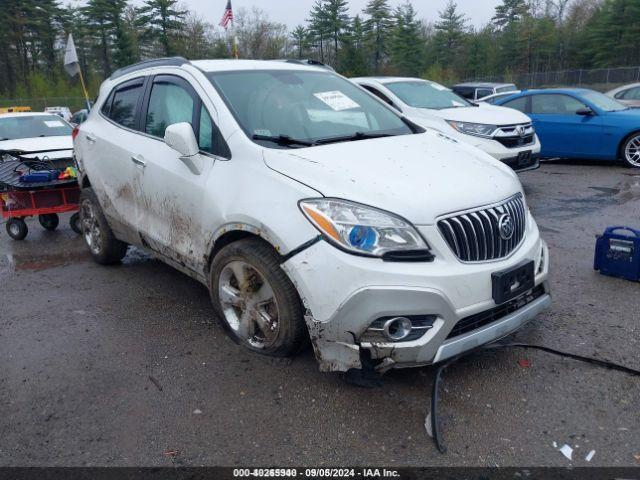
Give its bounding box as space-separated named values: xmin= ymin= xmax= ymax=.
xmin=1 ymin=0 xmax=639 ymax=99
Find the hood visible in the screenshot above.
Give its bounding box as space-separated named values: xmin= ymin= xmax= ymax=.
xmin=263 ymin=130 xmax=521 ymax=225
xmin=0 ymin=136 xmax=73 ymax=159
xmin=604 ymin=107 xmax=640 ymax=119
xmin=423 ymin=104 xmax=531 ymax=126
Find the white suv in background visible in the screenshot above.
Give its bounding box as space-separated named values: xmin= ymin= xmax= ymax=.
xmin=353 ymin=77 xmax=541 ymax=172
xmin=74 ymin=58 xmax=550 ymax=374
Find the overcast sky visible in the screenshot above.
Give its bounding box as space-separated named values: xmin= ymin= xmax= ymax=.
xmin=69 ymin=0 xmax=502 ymax=29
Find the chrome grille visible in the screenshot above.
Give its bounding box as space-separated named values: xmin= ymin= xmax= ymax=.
xmin=438 ymin=194 xmax=526 ymax=262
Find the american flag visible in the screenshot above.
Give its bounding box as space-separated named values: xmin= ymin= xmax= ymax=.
xmin=219 ymin=0 xmax=234 ymax=29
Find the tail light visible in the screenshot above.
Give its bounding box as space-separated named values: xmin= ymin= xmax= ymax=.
xmin=71 ymin=126 xmax=79 ymax=141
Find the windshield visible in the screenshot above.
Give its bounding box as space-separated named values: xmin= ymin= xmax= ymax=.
xmin=385 ymin=81 xmax=471 ymax=109
xmin=0 ymin=115 xmax=72 ymax=141
xmin=581 ymin=91 xmax=628 ymax=112
xmin=207 ymin=70 xmax=414 ymax=147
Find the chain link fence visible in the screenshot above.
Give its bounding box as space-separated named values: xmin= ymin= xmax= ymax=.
xmin=472 ymin=66 xmax=640 ymax=91
xmin=0 ymin=97 xmax=88 ymax=113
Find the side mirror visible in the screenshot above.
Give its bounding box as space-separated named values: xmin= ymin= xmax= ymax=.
xmin=576 ymin=107 xmax=594 ymax=116
xmin=164 ymin=122 xmax=199 ymax=157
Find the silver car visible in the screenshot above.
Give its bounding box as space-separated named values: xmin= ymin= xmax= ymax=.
xmin=606 ymin=83 xmax=640 ymax=108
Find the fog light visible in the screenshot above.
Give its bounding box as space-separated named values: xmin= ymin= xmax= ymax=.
xmin=382 ymin=317 xmax=413 ymax=341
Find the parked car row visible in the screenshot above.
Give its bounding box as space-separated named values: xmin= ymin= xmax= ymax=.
xmin=4 ymin=57 xmax=638 ymax=377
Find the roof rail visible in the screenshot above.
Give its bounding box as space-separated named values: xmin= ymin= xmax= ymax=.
xmin=110 ymin=57 xmax=189 ymax=80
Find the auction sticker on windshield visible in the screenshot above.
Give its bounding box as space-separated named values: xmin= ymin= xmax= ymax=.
xmin=314 ymin=91 xmax=360 ymax=111
xmin=45 ymin=121 xmax=65 ymax=128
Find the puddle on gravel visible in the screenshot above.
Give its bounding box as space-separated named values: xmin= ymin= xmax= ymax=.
xmin=3 ymin=251 xmax=92 ymax=272
xmin=1 ymin=246 xmax=157 ymax=274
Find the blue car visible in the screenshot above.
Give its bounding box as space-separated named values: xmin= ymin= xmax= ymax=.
xmin=495 ymin=88 xmax=640 ymax=168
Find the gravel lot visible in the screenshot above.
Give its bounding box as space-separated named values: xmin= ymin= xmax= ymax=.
xmin=1 ymin=161 xmax=639 ymax=467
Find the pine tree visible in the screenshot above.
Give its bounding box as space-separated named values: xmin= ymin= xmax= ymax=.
xmin=137 ymin=0 xmax=187 ymax=57
xmin=434 ymin=1 xmax=468 ymax=69
xmin=493 ymin=0 xmax=530 ymax=29
xmin=340 ymin=15 xmax=368 ymax=75
xmin=291 ymin=25 xmax=308 ymax=59
xmin=308 ymin=1 xmax=330 ymax=62
xmin=389 ymin=2 xmax=424 ymax=76
xmin=324 ymin=0 xmax=350 ymax=64
xmin=363 ymin=0 xmax=393 ymax=73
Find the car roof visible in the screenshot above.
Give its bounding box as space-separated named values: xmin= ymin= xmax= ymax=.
xmin=509 ymin=88 xmax=594 ymax=96
xmin=607 ymin=82 xmax=640 ymax=93
xmin=191 ymin=59 xmax=325 ymax=73
xmin=0 ymin=112 xmax=61 ymax=119
xmin=453 ymin=82 xmax=515 ymax=88
xmin=352 ymin=76 xmax=431 ymax=85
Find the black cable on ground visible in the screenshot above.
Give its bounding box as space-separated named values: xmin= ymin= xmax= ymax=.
xmin=429 ymin=342 xmax=640 ymax=454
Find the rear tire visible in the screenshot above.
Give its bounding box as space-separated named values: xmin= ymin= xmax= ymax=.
xmin=6 ymin=218 xmax=28 ymax=240
xmin=621 ymin=132 xmax=640 ymax=168
xmin=209 ymin=237 xmax=308 ymax=357
xmin=39 ymin=213 xmax=59 ymax=231
xmin=79 ymin=188 xmax=128 ymax=265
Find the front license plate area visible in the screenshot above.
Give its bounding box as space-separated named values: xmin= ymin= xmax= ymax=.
xmin=492 ymin=260 xmax=535 ymax=305
xmin=517 ymin=150 xmax=533 ymax=167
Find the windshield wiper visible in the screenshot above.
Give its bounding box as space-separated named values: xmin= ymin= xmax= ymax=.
xmin=252 ymin=134 xmax=314 ymax=147
xmin=314 ymin=131 xmax=394 ymax=145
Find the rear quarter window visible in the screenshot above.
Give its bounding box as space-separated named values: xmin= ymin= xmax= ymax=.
xmin=502 ymin=96 xmax=528 ymax=113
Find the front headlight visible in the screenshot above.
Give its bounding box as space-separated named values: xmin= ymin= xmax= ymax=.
xmin=447 ymin=121 xmax=498 ymax=138
xmin=299 ymin=198 xmax=430 ymax=258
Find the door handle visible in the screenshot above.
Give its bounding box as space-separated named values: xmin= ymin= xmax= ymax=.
xmin=130 ymin=155 xmax=146 ymax=168
xmin=85 ymin=133 xmax=96 ymax=143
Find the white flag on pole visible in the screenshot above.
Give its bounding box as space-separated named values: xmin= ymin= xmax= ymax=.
xmin=64 ymin=33 xmax=80 ymax=77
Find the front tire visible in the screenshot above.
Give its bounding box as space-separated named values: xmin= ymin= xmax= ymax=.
xmin=6 ymin=218 xmax=28 ymax=240
xmin=79 ymin=188 xmax=128 ymax=265
xmin=209 ymin=238 xmax=308 ymax=357
xmin=621 ymin=133 xmax=640 ymax=168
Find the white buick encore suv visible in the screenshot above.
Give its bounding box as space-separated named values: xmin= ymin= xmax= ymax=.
xmin=74 ymin=58 xmax=551 ymax=373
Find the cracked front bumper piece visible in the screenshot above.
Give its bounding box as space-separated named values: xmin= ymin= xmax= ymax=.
xmin=282 ymin=213 xmax=551 ymax=372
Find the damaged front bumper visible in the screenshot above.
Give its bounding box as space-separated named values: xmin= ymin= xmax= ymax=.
xmin=282 ymin=216 xmax=551 ymax=373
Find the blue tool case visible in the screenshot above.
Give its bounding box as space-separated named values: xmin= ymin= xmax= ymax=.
xmin=594 ymin=226 xmax=640 ymax=282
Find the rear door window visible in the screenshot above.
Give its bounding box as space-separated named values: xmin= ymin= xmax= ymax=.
xmin=476 ymin=88 xmax=493 ymax=99
xmin=107 ymin=80 xmax=144 ymax=129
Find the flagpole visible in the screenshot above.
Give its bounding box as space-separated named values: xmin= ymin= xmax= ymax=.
xmin=77 ymin=66 xmax=91 ymax=111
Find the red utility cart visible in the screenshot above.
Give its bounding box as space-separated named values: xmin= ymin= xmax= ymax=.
xmin=0 ymin=149 xmax=81 ymax=240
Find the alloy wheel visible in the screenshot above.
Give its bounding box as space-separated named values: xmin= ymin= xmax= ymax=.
xmin=218 ymin=260 xmax=280 ymax=349
xmin=81 ymin=200 xmax=102 ymax=255
xmin=625 ymin=134 xmax=640 ymax=167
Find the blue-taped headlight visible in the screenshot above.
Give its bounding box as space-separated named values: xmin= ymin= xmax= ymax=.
xmin=299 ymin=198 xmax=430 ymax=257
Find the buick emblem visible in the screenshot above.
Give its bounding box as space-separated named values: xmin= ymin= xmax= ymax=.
xmin=498 ymin=213 xmax=515 ymax=240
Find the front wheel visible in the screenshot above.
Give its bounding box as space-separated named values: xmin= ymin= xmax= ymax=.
xmin=209 ymin=238 xmax=308 ymax=357
xmin=621 ymin=133 xmax=640 ymax=168
xmin=6 ymin=218 xmax=28 ymax=240
xmin=79 ymin=188 xmax=128 ymax=265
